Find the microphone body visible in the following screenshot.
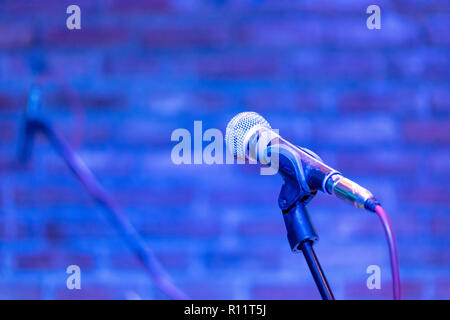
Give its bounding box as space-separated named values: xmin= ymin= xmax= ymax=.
xmin=226 ymin=112 xmax=377 ymax=211
xmin=271 ymin=133 xmax=375 ymax=210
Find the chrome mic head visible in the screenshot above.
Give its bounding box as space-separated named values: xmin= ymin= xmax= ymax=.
xmin=225 ymin=112 xmax=271 ymax=160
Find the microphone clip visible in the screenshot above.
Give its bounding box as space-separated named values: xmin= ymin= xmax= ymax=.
xmin=276 ymin=144 xmax=322 ymax=212
xmin=275 ymin=144 xmax=322 ymax=251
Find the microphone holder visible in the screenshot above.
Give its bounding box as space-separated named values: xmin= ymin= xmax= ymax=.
xmin=275 ymin=144 xmax=335 ymax=300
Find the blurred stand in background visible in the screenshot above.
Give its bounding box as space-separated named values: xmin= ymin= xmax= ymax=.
xmin=16 ymin=84 xmax=187 ymax=299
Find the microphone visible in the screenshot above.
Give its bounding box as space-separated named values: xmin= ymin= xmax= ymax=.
xmin=225 ymin=112 xmax=379 ymax=212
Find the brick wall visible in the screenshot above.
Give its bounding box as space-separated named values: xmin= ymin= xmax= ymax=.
xmin=0 ymin=0 xmax=449 ymax=299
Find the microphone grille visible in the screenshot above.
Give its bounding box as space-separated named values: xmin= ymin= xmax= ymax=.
xmin=225 ymin=112 xmax=271 ymax=159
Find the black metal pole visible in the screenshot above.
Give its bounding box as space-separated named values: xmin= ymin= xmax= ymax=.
xmin=299 ymin=240 xmax=335 ymax=300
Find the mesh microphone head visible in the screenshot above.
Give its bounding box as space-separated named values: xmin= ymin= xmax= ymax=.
xmin=225 ymin=112 xmax=271 ymax=159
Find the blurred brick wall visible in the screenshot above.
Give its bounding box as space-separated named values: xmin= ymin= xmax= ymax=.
xmin=0 ymin=0 xmax=449 ymax=299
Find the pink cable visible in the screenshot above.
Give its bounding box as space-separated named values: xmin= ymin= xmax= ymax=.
xmin=374 ymin=205 xmax=401 ymax=300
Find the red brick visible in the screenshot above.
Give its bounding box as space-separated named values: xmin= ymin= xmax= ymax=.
xmin=209 ymin=188 xmax=278 ymax=206
xmin=14 ymin=186 xmax=92 ymax=207
xmin=430 ymin=88 xmax=450 ymax=115
xmin=320 ymin=52 xmax=387 ymax=80
xmin=193 ymin=91 xmax=229 ymax=111
xmin=15 ymin=252 xmax=95 ymax=271
xmin=183 ymin=282 xmax=232 ymax=300
xmin=111 ymin=252 xmax=190 ymax=270
xmin=425 ymin=14 xmax=450 ymax=46
xmin=142 ymin=25 xmax=229 ymax=48
xmin=107 ymin=0 xmax=170 ymax=13
xmin=44 ymin=151 xmax=138 ymax=177
xmin=205 ymin=249 xmax=282 ymax=269
xmin=46 ymin=53 xmax=103 ymax=78
xmin=198 ymin=54 xmax=279 ymax=79
xmin=345 ymin=281 xmax=392 ymax=300
xmin=103 ymin=54 xmax=158 ymax=75
xmin=313 ymin=118 xmax=398 ymax=146
xmin=403 ymin=120 xmax=450 ymax=144
xmin=402 ymin=281 xmax=425 ymax=300
xmin=0 ymin=121 xmax=16 ymax=143
xmin=114 ymin=188 xmax=194 ymax=207
xmin=139 ymin=218 xmax=221 ymax=238
xmin=436 ymin=278 xmax=450 ymax=299
xmin=393 ymin=0 xmax=450 ymax=13
xmin=42 ymin=27 xmax=128 ymax=47
xmin=400 ymin=246 xmax=450 ymax=267
xmin=346 ymin=280 xmax=423 ymax=300
xmin=237 ymin=19 xmax=323 ymax=47
xmin=0 ymin=284 xmax=42 ymax=300
xmin=55 ymin=285 xmax=138 ymax=300
xmin=0 ymin=24 xmax=33 ymax=48
xmin=252 ymin=284 xmax=321 ymax=300
xmin=0 ymin=220 xmax=43 ymax=241
xmin=0 ymin=92 xmax=28 ymax=112
xmin=237 ymin=220 xmax=284 ymax=237
xmin=3 ymin=0 xmax=98 ymax=15
xmin=335 ymin=152 xmax=420 ymax=176
xmin=399 ymin=185 xmax=450 ymax=205
xmin=424 ymin=52 xmax=450 ymax=81
xmin=44 ymin=221 xmax=115 ymax=243
xmin=47 ymin=91 xmax=128 ymax=111
xmin=430 ymin=151 xmax=450 ymax=175
xmin=430 ymin=212 xmax=450 ymax=236
xmin=324 ymin=16 xmax=420 ymax=48
xmin=338 ymin=90 xmax=419 ymax=114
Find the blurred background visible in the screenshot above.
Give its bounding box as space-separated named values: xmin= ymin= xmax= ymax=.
xmin=0 ymin=0 xmax=449 ymax=299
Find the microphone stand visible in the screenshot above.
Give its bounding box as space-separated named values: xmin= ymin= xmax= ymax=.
xmin=275 ymin=145 xmax=335 ymax=300
xmin=17 ymin=86 xmax=188 ymax=300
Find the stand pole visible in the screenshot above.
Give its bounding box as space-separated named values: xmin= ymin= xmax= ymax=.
xmin=281 ymin=201 xmax=335 ymax=300
xmin=299 ymin=241 xmax=335 ymax=300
